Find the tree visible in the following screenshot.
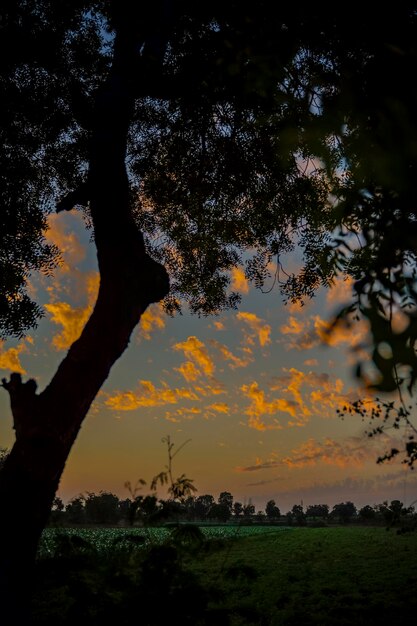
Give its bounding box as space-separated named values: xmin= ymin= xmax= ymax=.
xmin=194 ymin=495 xmax=215 ymax=521
xmin=233 ymin=501 xmax=244 ymax=518
xmin=330 ymin=501 xmax=357 ymax=524
xmin=358 ymin=505 xmax=376 ymax=524
xmin=84 ymin=491 xmax=120 ymax=525
xmin=288 ymin=504 xmax=305 ymax=525
xmin=218 ymin=491 xmax=234 ymax=520
xmin=265 ymin=499 xmax=281 ymax=520
xmin=1 ymin=3 xmax=417 ymax=619
xmin=306 ymin=504 xmax=329 ymax=520
xmin=243 ymin=503 xmax=255 ymax=518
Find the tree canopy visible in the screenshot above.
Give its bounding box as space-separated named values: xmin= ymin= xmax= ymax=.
xmin=2 ymin=3 xmax=417 ymax=395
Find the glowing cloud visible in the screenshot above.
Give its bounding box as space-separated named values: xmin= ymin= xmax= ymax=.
xmin=240 ymin=381 xmax=294 ymax=430
xmin=138 ymin=303 xmax=166 ymax=340
xmin=206 ymin=402 xmax=229 ymax=413
xmin=326 ymin=275 xmax=355 ymax=306
xmin=209 ymin=339 xmax=252 ymax=369
xmin=236 ymin=436 xmax=379 ymax=472
xmin=282 ymin=437 xmax=373 ymax=468
xmin=270 ymin=367 xmax=354 ymax=421
xmin=45 ymin=302 xmax=91 ymax=350
xmin=0 ymin=342 xmax=27 ymax=374
xmin=236 ymin=311 xmax=271 ymax=347
xmin=175 ymin=361 xmax=200 ymax=382
xmin=230 ymin=267 xmax=249 ymax=294
xmin=173 ymin=336 xmax=215 ymax=377
xmin=105 ymin=380 xmax=198 ymax=411
xmin=46 ymin=213 xmax=86 ymax=271
xmin=45 ymin=272 xmax=99 ymax=350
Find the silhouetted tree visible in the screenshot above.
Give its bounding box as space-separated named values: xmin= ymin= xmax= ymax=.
xmin=243 ymin=503 xmax=255 ymax=518
xmin=306 ymin=504 xmax=329 ymax=520
xmin=331 ymin=501 xmax=357 ymax=524
xmin=233 ymin=501 xmax=244 ymax=518
xmin=84 ymin=491 xmax=120 ymax=525
xmin=64 ymin=495 xmax=86 ymax=525
xmin=194 ymin=495 xmax=215 ymax=521
xmin=358 ymin=505 xmax=377 ymax=524
xmin=265 ymin=499 xmax=281 ymax=520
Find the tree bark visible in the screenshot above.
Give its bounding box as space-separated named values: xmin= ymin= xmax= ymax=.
xmin=0 ymin=5 xmax=170 ymax=622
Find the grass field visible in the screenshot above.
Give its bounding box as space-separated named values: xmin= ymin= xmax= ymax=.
xmin=33 ymin=526 xmax=417 ymax=625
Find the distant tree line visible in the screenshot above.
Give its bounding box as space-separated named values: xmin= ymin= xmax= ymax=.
xmin=48 ymin=490 xmax=416 ymax=529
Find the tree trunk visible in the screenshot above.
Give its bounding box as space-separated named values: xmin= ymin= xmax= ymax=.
xmin=0 ymin=6 xmax=170 ymax=622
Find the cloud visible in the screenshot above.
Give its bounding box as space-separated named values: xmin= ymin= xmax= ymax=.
xmin=314 ymin=315 xmax=369 ymax=350
xmin=230 ymin=267 xmax=249 ymax=294
xmin=0 ymin=341 xmax=27 ymax=374
xmin=240 ymin=382 xmax=293 ymax=430
xmin=269 ymin=367 xmax=357 ymax=421
xmin=173 ymin=336 xmax=215 ymax=377
xmin=281 ymin=437 xmax=372 ymax=468
xmin=45 ymin=302 xmax=91 ymax=350
xmin=209 ymin=339 xmax=252 ymax=369
xmin=175 ymin=361 xmax=201 ymax=382
xmin=44 ymin=272 xmax=99 ymax=350
xmin=45 ymin=213 xmax=86 ymax=272
xmin=164 ymin=406 xmax=202 ymax=422
xmin=138 ymin=303 xmax=166 ymax=340
xmin=206 ymin=402 xmax=229 ymax=413
xmin=280 ymin=316 xmax=306 ymax=336
xmin=304 ymin=358 xmax=319 ymax=366
xmin=213 ymin=321 xmax=225 ymax=331
xmin=236 ymin=435 xmax=386 ymax=473
xmin=236 ymin=311 xmax=271 ymax=347
xmin=326 ymin=275 xmax=355 ymax=306
xmin=193 ymin=381 xmax=226 ymax=396
xmin=236 ymin=457 xmax=282 ymax=472
xmin=105 ymin=380 xmax=198 ymax=411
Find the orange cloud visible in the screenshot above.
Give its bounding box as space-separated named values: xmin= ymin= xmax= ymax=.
xmin=138 ymin=303 xmax=166 ymax=340
xmin=282 ymin=437 xmax=373 ymax=469
xmin=45 ymin=302 xmax=91 ymax=350
xmin=326 ymin=275 xmax=355 ymax=306
xmin=230 ymin=267 xmax=249 ymax=294
xmin=173 ymin=336 xmax=215 ymax=377
xmin=163 ymin=406 xmax=202 ymax=422
xmin=314 ymin=315 xmax=369 ymax=349
xmin=269 ymin=367 xmax=356 ymax=421
xmin=44 ymin=272 xmax=99 ymax=350
xmin=280 ymin=316 xmax=306 ymax=336
xmin=304 ymin=358 xmax=318 ymax=366
xmin=206 ymin=402 xmax=229 ymax=413
xmin=0 ymin=342 xmax=27 ymax=374
xmin=175 ymin=361 xmax=200 ymax=382
xmin=213 ymin=321 xmax=225 ymax=331
xmin=236 ymin=311 xmax=271 ymax=347
xmin=236 ymin=436 xmax=378 ymax=472
xmin=105 ymin=380 xmax=198 ymax=411
xmin=193 ymin=381 xmax=226 ymax=396
xmin=240 ymin=381 xmax=294 ymax=430
xmin=209 ymin=339 xmax=252 ymax=369
xmin=45 ymin=213 xmax=86 ymax=271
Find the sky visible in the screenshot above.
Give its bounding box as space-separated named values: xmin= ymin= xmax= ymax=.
xmin=1 ymin=211 xmax=417 ymax=513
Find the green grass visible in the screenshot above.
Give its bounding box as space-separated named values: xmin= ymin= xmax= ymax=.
xmin=33 ymin=526 xmax=417 ymax=625
xmin=189 ymin=526 xmax=417 ymax=625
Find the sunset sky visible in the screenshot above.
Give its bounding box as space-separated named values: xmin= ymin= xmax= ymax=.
xmin=1 ymin=211 xmax=417 ymax=513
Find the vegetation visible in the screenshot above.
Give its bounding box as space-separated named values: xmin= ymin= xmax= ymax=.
xmin=31 ymin=526 xmax=417 ymax=625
